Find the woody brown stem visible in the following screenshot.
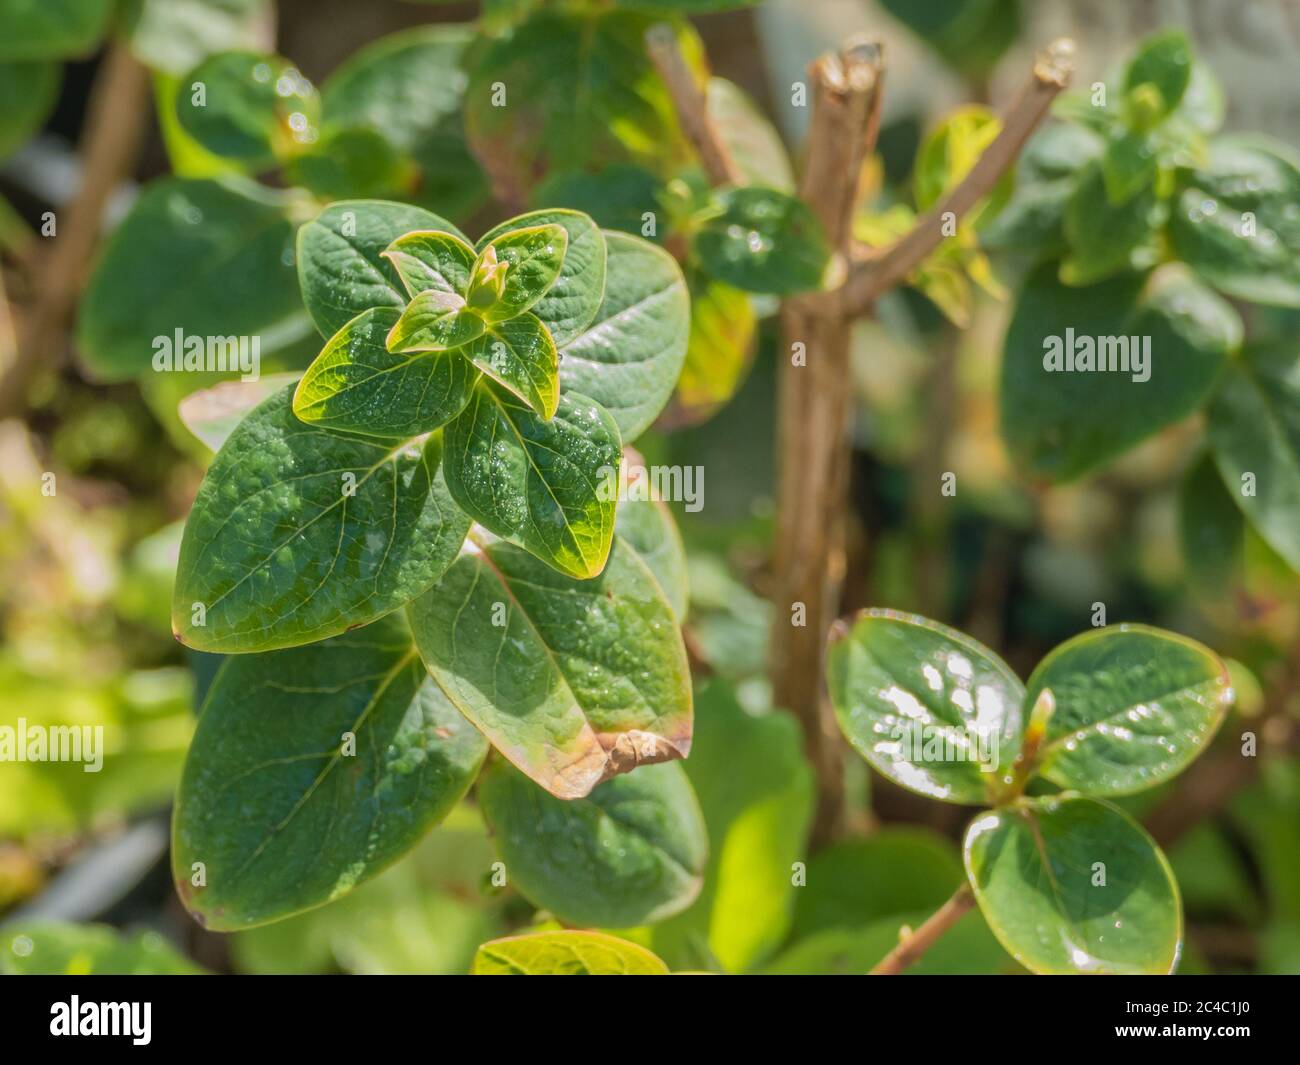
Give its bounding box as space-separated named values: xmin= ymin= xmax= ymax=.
xmin=772 ymin=41 xmax=883 ymax=847
xmin=841 ymin=38 xmax=1074 ymax=316
xmin=870 ymin=883 xmax=975 ymax=975
xmin=645 ymin=23 xmax=743 ymax=187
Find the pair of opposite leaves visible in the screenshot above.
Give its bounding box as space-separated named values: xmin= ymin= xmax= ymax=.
xmin=828 ymin=611 xmax=1234 ymax=974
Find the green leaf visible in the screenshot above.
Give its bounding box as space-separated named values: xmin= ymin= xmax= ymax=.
xmin=964 ymin=795 xmax=1182 ymax=974
xmin=296 ymin=199 xmax=468 ymax=339
xmin=479 ymin=759 xmax=706 ymax=927
xmin=558 ymin=231 xmax=689 ymax=441
xmin=442 ymin=383 xmax=621 ymax=578
xmin=293 ymin=307 xmax=479 ymax=438
xmin=319 ymin=24 xmax=490 ymax=221
xmin=407 ymin=530 xmax=691 ymax=799
xmin=1061 ymin=159 xmax=1161 ymax=285
xmin=172 ymin=616 xmax=488 ymax=930
xmin=386 ymin=291 xmax=485 ymax=353
xmin=0 ymin=0 xmax=111 ymax=60
xmin=706 ymin=77 xmax=794 ymax=192
xmin=1024 ymin=624 xmax=1232 ymax=796
xmin=382 ymin=229 xmax=477 ymax=299
xmin=77 ymin=177 xmax=311 ymax=382
xmin=1000 ymin=264 xmax=1240 ymax=482
xmin=463 ymin=9 xmax=696 ymax=198
xmin=0 ymin=60 xmax=59 ymax=162
xmin=646 ymin=681 xmax=812 ymax=973
xmin=1169 ymin=136 xmax=1300 ymax=308
xmin=1122 ymin=30 xmax=1192 ymax=119
xmin=472 ymin=223 xmax=567 ymax=323
xmin=122 ymin=0 xmax=272 ymax=77
xmin=172 ymin=386 xmax=470 ymax=652
xmin=462 ymin=314 xmax=559 ymax=420
xmin=1207 ymin=343 xmax=1300 ymax=570
xmin=2 ymin=923 xmax=202 ymax=975
xmin=693 ymin=186 xmax=832 ymax=296
xmin=477 ymin=209 xmax=606 ymax=347
xmin=826 ymin=608 xmax=1024 ymax=804
xmin=615 ymin=494 xmax=688 ymax=621
xmin=175 ymin=51 xmax=319 ymax=169
xmin=472 ymin=930 xmax=669 ymax=975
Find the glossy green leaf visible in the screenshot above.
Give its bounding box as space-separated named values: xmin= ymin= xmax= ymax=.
xmin=462 ymin=314 xmax=559 ymax=420
xmin=121 ymin=0 xmax=271 ymax=76
xmin=0 ymin=0 xmax=111 ymax=60
xmin=826 ymin=608 xmax=1024 ymax=804
xmin=1025 ymin=624 xmax=1232 ymax=796
xmin=2 ymin=923 xmax=201 ymax=975
xmin=296 ymin=199 xmax=467 ymax=339
xmin=477 ymin=209 xmax=606 ymax=347
xmin=382 ymin=229 xmax=477 ymax=299
xmin=408 ymin=530 xmax=690 ymax=799
xmin=320 ymin=24 xmax=490 ymax=221
xmin=1000 ymin=264 xmax=1239 ymax=482
xmin=293 ymin=307 xmax=479 ymax=438
xmin=387 ymin=291 xmax=485 ymax=353
xmin=172 ymin=386 xmax=470 ymax=652
xmin=706 ymin=77 xmax=794 ymax=192
xmin=615 ymin=494 xmax=688 ymax=620
xmin=176 ymin=51 xmax=319 ymax=169
xmin=172 ymin=616 xmax=488 ymax=929
xmin=647 ymin=681 xmax=812 ymax=973
xmin=473 ymin=930 xmax=669 ymax=975
xmin=558 ymin=231 xmax=689 ymax=441
xmin=473 ymin=224 xmax=567 ymax=323
xmin=964 ymin=795 xmax=1182 ymax=974
xmin=1061 ymin=159 xmax=1161 ymax=285
xmin=442 ymin=383 xmax=620 ymax=578
xmin=479 ymin=759 xmax=706 ymax=927
xmin=1207 ymin=343 xmax=1300 ymax=570
xmin=693 ymin=186 xmax=832 ymax=296
xmin=77 ymin=177 xmax=311 ymax=382
xmin=463 ymin=10 xmax=695 ymax=197
xmin=1169 ymin=137 xmax=1300 ymax=308
xmin=1122 ymin=30 xmax=1192 ymax=119
xmin=0 ymin=60 xmax=59 ymax=162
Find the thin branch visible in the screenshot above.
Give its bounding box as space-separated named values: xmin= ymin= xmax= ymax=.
xmin=0 ymin=42 xmax=149 ymax=417
xmin=870 ymin=883 xmax=975 ymax=975
xmin=645 ymin=23 xmax=743 ymax=187
xmin=841 ymin=38 xmax=1075 ymax=316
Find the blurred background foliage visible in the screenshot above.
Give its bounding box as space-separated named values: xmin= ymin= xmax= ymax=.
xmin=1 ymin=0 xmax=1298 ymax=975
